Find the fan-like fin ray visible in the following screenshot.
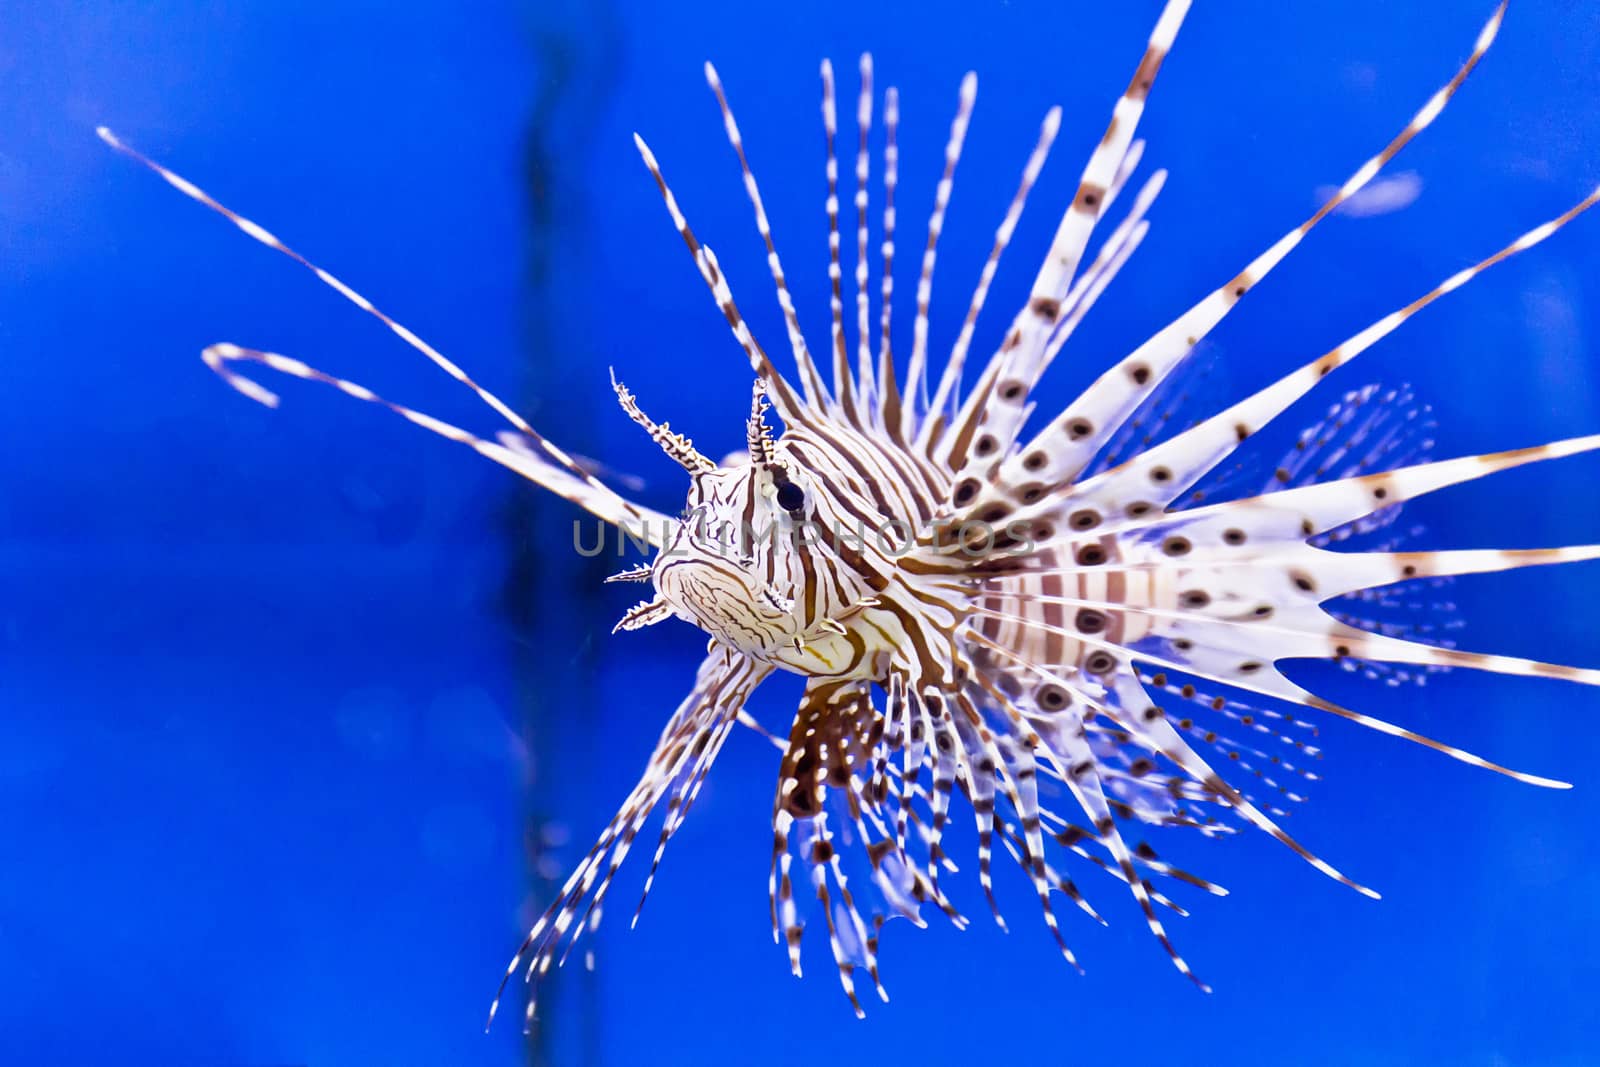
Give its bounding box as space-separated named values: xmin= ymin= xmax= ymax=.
xmin=923 ymin=105 xmax=1062 ymax=428
xmin=704 ymin=62 xmax=832 ymax=407
xmin=819 ymin=60 xmax=860 ymax=424
xmin=632 ymin=133 xmax=808 ymax=422
xmin=1075 ymin=184 xmax=1600 ymax=512
xmin=901 ymin=72 xmax=979 ymax=436
xmin=934 ymin=167 xmax=1164 ymax=469
xmin=854 ymin=54 xmax=878 ymax=406
xmin=995 ymin=4 xmax=1507 ymax=494
xmin=942 ymin=0 xmax=1190 ymax=474
xmin=878 ymin=85 xmax=904 ymax=435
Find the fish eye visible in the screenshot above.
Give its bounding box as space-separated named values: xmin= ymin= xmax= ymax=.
xmin=774 ymin=480 xmax=806 ymax=514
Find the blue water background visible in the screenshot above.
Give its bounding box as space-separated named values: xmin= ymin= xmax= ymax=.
xmin=2 ymin=1 xmax=1598 ymax=1063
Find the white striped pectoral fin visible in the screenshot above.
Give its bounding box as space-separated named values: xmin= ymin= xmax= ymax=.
xmin=1012 ymin=0 xmax=1187 ymax=368
xmin=202 ymin=343 xmax=675 ymax=544
xmin=1077 ymin=547 xmax=1586 ymax=791
xmin=98 ymin=128 xmax=679 ymax=548
xmin=1023 ymin=0 xmax=1186 ymax=310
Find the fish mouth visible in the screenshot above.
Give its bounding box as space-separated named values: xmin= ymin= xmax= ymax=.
xmin=654 ymin=556 xmax=792 ymax=653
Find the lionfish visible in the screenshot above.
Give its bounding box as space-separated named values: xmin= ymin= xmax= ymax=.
xmin=102 ymin=0 xmax=1599 ymax=1028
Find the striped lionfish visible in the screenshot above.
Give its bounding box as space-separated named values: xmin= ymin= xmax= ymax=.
xmin=102 ymin=0 xmax=1599 ymax=1029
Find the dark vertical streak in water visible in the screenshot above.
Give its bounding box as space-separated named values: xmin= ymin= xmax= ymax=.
xmin=505 ymin=2 xmax=621 ymax=1064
